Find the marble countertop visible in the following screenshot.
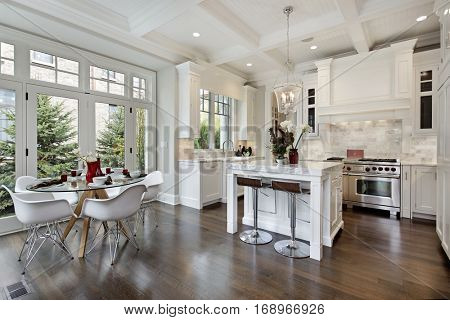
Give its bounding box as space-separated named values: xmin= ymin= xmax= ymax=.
xmin=228 ymin=160 xmax=342 ymax=177
xmin=400 ymin=161 xmax=437 ymax=166
xmin=179 ymin=156 xmax=262 ymax=163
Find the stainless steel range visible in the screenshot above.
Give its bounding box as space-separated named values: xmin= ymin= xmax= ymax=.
xmin=336 ymin=158 xmax=401 ymax=216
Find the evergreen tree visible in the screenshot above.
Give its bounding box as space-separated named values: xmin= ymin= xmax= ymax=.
xmin=135 ymin=108 xmax=146 ymax=171
xmin=0 ymin=94 xmax=78 ymax=216
xmin=96 ymin=106 xmax=125 ymax=168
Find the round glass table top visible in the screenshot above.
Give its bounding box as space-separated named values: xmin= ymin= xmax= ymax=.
xmin=26 ymin=175 xmax=145 ymax=192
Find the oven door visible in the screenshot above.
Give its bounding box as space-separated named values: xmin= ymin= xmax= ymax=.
xmin=348 ymin=175 xmax=400 ymax=208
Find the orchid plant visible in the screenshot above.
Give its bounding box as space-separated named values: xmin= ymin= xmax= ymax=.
xmin=268 ymin=121 xmax=311 ymax=159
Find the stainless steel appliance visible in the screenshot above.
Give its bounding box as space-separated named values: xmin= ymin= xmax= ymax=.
xmin=342 ymin=158 xmax=401 ymax=216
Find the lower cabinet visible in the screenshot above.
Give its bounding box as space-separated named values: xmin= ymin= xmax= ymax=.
xmin=179 ymin=160 xmax=222 ymax=209
xmin=401 ymin=165 xmax=437 ymax=219
xmin=201 ymin=161 xmax=222 ymax=204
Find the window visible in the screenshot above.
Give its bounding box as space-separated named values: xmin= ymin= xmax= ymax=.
xmin=132 ymin=76 xmax=146 ymax=100
xmin=419 ymin=70 xmax=433 ymax=130
xmin=29 ymin=50 xmax=79 ymax=87
xmin=90 ymin=66 xmax=125 ymax=96
xmin=95 ymin=102 xmax=125 ymax=168
xmin=306 ymin=88 xmax=316 ymax=133
xmin=0 ymin=42 xmax=14 ymax=76
xmin=194 ymin=89 xmax=233 ymax=150
xmin=195 ymin=89 xmax=211 ymax=149
xmin=214 ymin=94 xmax=231 ymax=149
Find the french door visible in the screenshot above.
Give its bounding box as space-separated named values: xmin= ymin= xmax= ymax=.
xmin=0 ymin=79 xmax=25 ymax=234
xmin=26 ymin=85 xmax=86 ymax=178
xmin=89 ymin=95 xmax=155 ymax=173
xmin=0 ymin=84 xmax=155 ymax=235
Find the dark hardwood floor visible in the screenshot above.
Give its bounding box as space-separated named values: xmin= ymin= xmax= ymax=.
xmin=0 ymin=200 xmax=448 ymax=299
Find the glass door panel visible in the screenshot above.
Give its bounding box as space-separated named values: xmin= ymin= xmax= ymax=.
xmin=0 ymin=88 xmax=17 ymax=217
xmin=95 ymin=102 xmax=125 ymax=168
xmin=36 ymin=94 xmax=79 ymax=178
xmin=0 ymin=79 xmax=24 ymax=234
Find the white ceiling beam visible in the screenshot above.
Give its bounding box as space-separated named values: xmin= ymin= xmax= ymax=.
xmin=211 ymin=12 xmax=346 ymax=66
xmin=335 ymin=0 xmax=371 ymax=53
xmin=197 ymin=0 xmax=260 ymax=49
xmin=359 ymin=0 xmax=435 ymax=22
xmin=3 ymin=0 xmax=195 ymax=64
xmin=129 ymin=0 xmax=205 ymax=37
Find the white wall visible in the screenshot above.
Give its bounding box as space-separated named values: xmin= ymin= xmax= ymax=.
xmin=156 ymin=66 xmax=179 ymax=205
xmin=198 ymin=62 xmax=246 ymax=101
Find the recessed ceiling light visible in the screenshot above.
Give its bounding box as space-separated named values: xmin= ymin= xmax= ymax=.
xmin=246 ymin=63 xmax=253 ymax=67
xmin=310 ymin=45 xmax=318 ymax=50
xmin=416 ymin=15 xmax=427 ymax=22
xmin=192 ymin=32 xmax=200 ymax=38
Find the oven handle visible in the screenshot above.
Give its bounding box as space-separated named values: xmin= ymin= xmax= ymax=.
xmin=347 ymin=173 xmax=400 ymax=179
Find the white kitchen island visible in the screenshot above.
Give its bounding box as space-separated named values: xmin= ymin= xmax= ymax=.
xmin=227 ymin=160 xmax=344 ymax=261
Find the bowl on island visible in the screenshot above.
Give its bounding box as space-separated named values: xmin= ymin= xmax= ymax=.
xmin=130 ymin=171 xmax=141 ymax=179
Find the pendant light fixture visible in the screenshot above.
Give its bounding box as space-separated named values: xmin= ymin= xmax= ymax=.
xmin=273 ymin=6 xmax=302 ymax=115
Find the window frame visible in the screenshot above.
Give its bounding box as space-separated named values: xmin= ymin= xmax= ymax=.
xmin=195 ymin=89 xmax=233 ymax=150
xmin=302 ymin=85 xmax=319 ymax=138
xmin=0 ymin=42 xmax=15 ymax=77
xmin=89 ymin=65 xmax=126 ymax=97
xmin=131 ymin=75 xmax=148 ymax=101
xmin=29 ymin=49 xmax=80 ymax=88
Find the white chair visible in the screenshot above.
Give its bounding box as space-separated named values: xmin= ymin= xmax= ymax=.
xmin=2 ymin=185 xmax=75 ymax=274
xmin=130 ymin=171 xmax=163 ymax=236
xmin=15 ymin=175 xmax=79 ymax=206
xmin=81 ymin=184 xmax=146 ymax=265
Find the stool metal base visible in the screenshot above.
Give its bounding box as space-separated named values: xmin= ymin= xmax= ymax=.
xmin=274 ymin=240 xmax=310 ymax=258
xmin=239 ymin=229 xmax=272 ymax=245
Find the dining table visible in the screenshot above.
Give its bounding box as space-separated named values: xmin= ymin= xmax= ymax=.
xmin=26 ymin=174 xmax=145 ymax=258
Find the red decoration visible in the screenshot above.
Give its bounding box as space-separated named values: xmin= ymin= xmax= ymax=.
xmin=85 ymin=161 xmax=99 ymax=183
xmin=288 ymin=148 xmax=299 ymax=164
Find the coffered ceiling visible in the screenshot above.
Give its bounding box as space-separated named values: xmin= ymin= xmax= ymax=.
xmin=0 ymin=0 xmax=440 ymax=81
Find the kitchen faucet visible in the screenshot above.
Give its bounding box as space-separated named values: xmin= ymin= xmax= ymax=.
xmin=222 ymin=139 xmax=234 ymax=152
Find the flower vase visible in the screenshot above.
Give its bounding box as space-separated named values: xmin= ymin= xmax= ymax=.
xmin=289 ymin=148 xmax=299 ymax=164
xmin=85 ymin=161 xmax=99 ymax=183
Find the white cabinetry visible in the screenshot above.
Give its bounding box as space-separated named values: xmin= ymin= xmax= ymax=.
xmin=237 ymin=85 xmax=256 ymax=141
xmin=201 ymin=161 xmax=222 ymax=204
xmin=401 ymin=165 xmax=412 ymax=218
xmin=411 ymin=166 xmax=437 ymax=216
xmin=179 ymin=160 xmax=222 ymax=209
xmin=176 ymin=62 xmax=203 ymax=138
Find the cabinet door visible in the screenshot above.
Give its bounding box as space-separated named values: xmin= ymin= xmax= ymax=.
xmin=201 ymin=162 xmax=222 ymax=204
xmin=412 ymin=166 xmax=437 ymax=215
xmin=401 ymin=165 xmax=411 ymax=218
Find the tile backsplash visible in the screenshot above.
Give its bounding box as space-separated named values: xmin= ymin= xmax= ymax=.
xmin=301 ymin=120 xmax=437 ymax=162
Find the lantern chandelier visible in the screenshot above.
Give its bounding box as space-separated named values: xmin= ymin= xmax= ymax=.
xmin=273 ymin=6 xmax=302 ymax=115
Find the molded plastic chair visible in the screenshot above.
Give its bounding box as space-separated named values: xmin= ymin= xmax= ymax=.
xmin=15 ymin=175 xmax=79 ymax=206
xmin=81 ymin=184 xmax=146 ymax=265
xmin=2 ymin=185 xmax=75 ymax=274
xmin=130 ymin=171 xmax=163 ymax=235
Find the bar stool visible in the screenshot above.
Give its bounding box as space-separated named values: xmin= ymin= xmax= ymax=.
xmin=237 ymin=176 xmax=272 ymax=245
xmin=271 ymin=180 xmax=310 ymax=258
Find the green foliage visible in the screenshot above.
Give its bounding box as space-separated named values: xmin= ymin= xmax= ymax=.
xmin=0 ymin=94 xmax=79 ymax=217
xmin=194 ymin=120 xmax=209 ymax=149
xmin=36 ymin=95 xmax=78 ymax=178
xmin=96 ymin=107 xmax=125 ymax=168
xmin=135 ymin=108 xmax=146 ymax=172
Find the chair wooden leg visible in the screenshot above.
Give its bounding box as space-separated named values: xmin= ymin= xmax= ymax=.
xmin=78 ymin=218 xmax=91 ymax=258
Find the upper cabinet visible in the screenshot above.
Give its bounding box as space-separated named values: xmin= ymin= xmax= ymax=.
xmin=176 ymin=62 xmax=203 ymax=139
xmin=237 ymin=85 xmax=256 ymax=141
xmin=414 ymin=65 xmax=438 ymax=134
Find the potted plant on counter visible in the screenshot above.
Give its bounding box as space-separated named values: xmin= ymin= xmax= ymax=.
xmin=268 ymin=120 xmax=294 ymax=164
